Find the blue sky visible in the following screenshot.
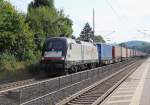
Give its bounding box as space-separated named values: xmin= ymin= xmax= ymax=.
xmin=9 ymin=0 xmax=150 ymax=43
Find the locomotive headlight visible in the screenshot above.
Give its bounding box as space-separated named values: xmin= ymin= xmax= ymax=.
xmin=61 ymin=57 xmax=65 ymax=60
xmin=41 ymin=57 xmax=44 ymax=60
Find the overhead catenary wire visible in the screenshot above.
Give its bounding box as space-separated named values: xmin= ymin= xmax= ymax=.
xmin=137 ymin=30 xmax=150 ymax=37
xmin=105 ymin=0 xmax=122 ymax=22
xmin=104 ymin=0 xmax=150 ymax=42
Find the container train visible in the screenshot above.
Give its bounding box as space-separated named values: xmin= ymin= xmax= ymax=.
xmin=41 ymin=37 xmax=146 ymax=74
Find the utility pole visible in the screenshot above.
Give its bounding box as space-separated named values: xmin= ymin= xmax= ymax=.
xmin=93 ymin=8 xmax=95 ymax=42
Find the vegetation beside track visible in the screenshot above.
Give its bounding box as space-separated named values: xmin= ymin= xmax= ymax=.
xmin=0 ymin=53 xmax=41 ymax=82
xmin=0 ymin=0 xmax=105 ymax=80
xmin=0 ymin=0 xmax=73 ymax=77
xmin=0 ymin=61 xmax=40 ymax=83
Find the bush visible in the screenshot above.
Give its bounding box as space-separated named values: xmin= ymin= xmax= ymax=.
xmin=0 ymin=53 xmax=17 ymax=71
xmin=0 ymin=1 xmax=35 ymax=61
xmin=24 ymin=50 xmax=36 ymax=61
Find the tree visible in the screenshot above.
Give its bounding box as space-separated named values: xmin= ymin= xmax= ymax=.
xmin=0 ymin=1 xmax=35 ymax=60
xmin=55 ymin=10 xmax=73 ymax=37
xmin=95 ymin=35 xmax=105 ymax=43
xmin=0 ymin=0 xmax=3 ymax=3
xmin=80 ymin=23 xmax=94 ymax=42
xmin=28 ymin=0 xmax=54 ymax=10
xmin=71 ymin=35 xmax=76 ymax=39
xmin=27 ymin=0 xmax=73 ymax=51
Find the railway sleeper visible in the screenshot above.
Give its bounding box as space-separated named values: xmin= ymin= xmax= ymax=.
xmin=69 ymin=100 xmax=93 ymax=104
xmin=75 ymin=97 xmax=97 ymax=101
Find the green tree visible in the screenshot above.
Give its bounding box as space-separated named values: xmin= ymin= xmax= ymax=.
xmin=56 ymin=10 xmax=73 ymax=37
xmin=0 ymin=0 xmax=2 ymax=3
xmin=71 ymin=35 xmax=76 ymax=39
xmin=27 ymin=0 xmax=73 ymax=51
xmin=80 ymin=22 xmax=94 ymax=42
xmin=95 ymin=35 xmax=105 ymax=43
xmin=28 ymin=0 xmax=54 ymax=9
xmin=0 ymin=1 xmax=35 ymax=60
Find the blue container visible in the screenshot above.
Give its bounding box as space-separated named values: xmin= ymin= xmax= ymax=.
xmin=96 ymin=43 xmax=113 ymax=61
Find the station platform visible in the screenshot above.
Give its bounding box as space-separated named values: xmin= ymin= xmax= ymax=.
xmin=101 ymin=58 xmax=150 ymax=105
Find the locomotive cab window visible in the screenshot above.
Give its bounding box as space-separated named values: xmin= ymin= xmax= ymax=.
xmin=43 ymin=38 xmax=68 ymax=57
xmin=45 ymin=40 xmax=63 ymax=51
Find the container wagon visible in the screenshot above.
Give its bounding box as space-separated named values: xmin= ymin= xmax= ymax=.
xmin=127 ymin=48 xmax=131 ymax=58
xmin=112 ymin=46 xmax=122 ymax=62
xmin=130 ymin=49 xmax=134 ymax=57
xmin=121 ymin=47 xmax=127 ymax=60
xmin=96 ymin=43 xmax=113 ymax=65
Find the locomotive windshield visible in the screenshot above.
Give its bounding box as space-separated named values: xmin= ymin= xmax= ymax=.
xmin=43 ymin=38 xmax=67 ymax=57
xmin=45 ymin=40 xmax=63 ymax=50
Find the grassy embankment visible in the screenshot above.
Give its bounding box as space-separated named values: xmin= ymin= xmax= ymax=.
xmin=0 ymin=54 xmax=40 ymax=83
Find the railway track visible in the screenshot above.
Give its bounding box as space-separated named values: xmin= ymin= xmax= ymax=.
xmin=0 ymin=59 xmax=134 ymax=93
xmin=0 ymin=58 xmax=143 ymax=105
xmin=56 ymin=59 xmax=144 ymax=105
xmin=0 ymin=79 xmax=35 ymax=92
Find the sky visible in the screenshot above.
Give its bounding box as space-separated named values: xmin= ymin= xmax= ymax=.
xmin=9 ymin=0 xmax=150 ymax=43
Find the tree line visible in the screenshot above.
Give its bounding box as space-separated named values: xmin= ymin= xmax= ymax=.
xmin=0 ymin=0 xmax=73 ymax=62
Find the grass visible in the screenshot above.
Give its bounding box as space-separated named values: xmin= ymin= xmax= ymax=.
xmin=0 ymin=61 xmax=37 ymax=83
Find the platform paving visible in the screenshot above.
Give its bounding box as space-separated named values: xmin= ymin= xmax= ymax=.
xmin=101 ymin=58 xmax=150 ymax=105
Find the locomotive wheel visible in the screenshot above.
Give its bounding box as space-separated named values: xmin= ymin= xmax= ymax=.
xmin=90 ymin=63 xmax=95 ymax=69
xmin=70 ymin=66 xmax=78 ymax=73
xmin=73 ymin=66 xmax=78 ymax=72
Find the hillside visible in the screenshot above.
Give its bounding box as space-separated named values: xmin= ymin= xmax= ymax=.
xmin=119 ymin=41 xmax=150 ymax=54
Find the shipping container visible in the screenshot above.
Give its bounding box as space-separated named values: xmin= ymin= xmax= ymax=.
xmin=130 ymin=49 xmax=133 ymax=57
xmin=96 ymin=43 xmax=113 ymax=64
xmin=136 ymin=51 xmax=140 ymax=57
xmin=135 ymin=51 xmax=137 ymax=56
xmin=133 ymin=50 xmax=136 ymax=57
xmin=127 ymin=48 xmax=131 ymax=57
xmin=112 ymin=46 xmax=121 ymax=62
xmin=131 ymin=49 xmax=134 ymax=57
xmin=121 ymin=47 xmax=127 ymax=59
xmin=136 ymin=51 xmax=146 ymax=57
